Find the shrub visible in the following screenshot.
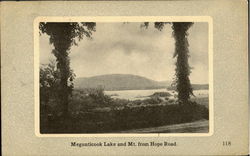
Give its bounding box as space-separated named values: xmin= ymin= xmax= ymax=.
xmin=142 ymin=96 xmax=163 ymax=105
xmin=41 ymin=100 xmax=208 ymax=133
xmin=150 ymin=92 xmax=172 ymax=97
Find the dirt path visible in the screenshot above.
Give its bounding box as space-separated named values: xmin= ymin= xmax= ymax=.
xmin=119 ymin=120 xmax=209 ymax=133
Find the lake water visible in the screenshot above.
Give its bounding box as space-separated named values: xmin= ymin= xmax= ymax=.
xmin=105 ymin=89 xmax=208 ymax=100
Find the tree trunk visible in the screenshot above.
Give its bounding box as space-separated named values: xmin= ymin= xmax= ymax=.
xmin=56 ymin=47 xmax=70 ymax=118
xmin=61 ymin=74 xmax=69 ymax=117
xmin=172 ymin=22 xmax=193 ymax=104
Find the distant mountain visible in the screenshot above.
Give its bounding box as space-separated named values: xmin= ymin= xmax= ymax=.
xmin=74 ymin=74 xmax=171 ymax=91
xmin=167 ymin=84 xmax=209 ymax=90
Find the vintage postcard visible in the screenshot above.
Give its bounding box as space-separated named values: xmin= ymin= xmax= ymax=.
xmin=1 ymin=1 xmax=248 ymax=155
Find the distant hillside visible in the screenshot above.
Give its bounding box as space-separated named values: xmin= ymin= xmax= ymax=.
xmin=74 ymin=74 xmax=171 ymax=91
xmin=167 ymin=84 xmax=209 ymax=90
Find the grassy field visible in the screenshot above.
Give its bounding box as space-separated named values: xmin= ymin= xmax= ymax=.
xmin=119 ymin=119 xmax=208 ymax=133
xmin=40 ymin=88 xmax=209 ymax=133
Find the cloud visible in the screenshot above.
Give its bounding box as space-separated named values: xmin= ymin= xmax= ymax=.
xmin=40 ymin=22 xmax=208 ymax=84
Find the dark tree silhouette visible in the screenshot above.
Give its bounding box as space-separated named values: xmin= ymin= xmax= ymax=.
xmin=39 ymin=22 xmax=96 ymax=117
xmin=172 ymin=22 xmax=194 ymax=104
xmin=40 ymin=60 xmax=60 ymax=113
xmin=143 ymin=22 xmax=194 ymax=104
xmin=40 ymin=60 xmax=76 ymax=114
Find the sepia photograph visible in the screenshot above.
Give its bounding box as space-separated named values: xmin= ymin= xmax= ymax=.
xmin=37 ymin=19 xmax=211 ymax=134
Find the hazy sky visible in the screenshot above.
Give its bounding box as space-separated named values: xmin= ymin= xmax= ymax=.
xmin=40 ymin=22 xmax=208 ymax=84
